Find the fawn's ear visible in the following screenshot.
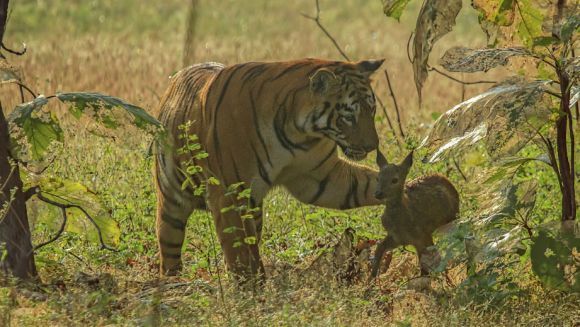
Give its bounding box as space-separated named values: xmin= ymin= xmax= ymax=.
xmin=376 ymin=149 xmax=388 ymax=168
xmin=401 ymin=150 xmax=414 ymax=171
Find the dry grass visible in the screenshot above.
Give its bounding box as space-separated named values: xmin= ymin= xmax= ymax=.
xmin=1 ymin=0 xmax=578 ymax=326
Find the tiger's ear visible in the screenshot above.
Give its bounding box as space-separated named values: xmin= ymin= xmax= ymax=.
xmin=376 ymin=148 xmax=388 ymax=168
xmin=310 ymin=68 xmax=338 ymax=95
xmin=356 ymin=59 xmax=385 ymax=77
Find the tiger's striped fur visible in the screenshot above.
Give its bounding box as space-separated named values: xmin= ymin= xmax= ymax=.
xmin=154 ymin=58 xmax=384 ymax=280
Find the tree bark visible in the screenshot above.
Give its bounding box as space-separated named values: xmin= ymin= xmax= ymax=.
xmin=0 ymin=105 xmax=37 ymax=279
xmin=0 ymin=0 xmax=38 ymax=280
xmin=182 ymin=0 xmax=198 ymax=67
xmin=556 ymin=69 xmax=576 ymax=221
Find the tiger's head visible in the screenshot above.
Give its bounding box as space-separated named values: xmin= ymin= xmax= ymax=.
xmin=308 ymin=59 xmax=384 ymax=161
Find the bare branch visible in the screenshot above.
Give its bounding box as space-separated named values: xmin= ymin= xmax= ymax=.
xmin=375 ymin=95 xmax=402 ymax=149
xmin=33 ymin=206 xmax=67 ymax=251
xmin=1 ymin=42 xmax=25 ymax=56
xmin=302 ymin=0 xmax=405 ymax=143
xmin=36 ymin=192 xmax=118 ymax=252
xmin=22 ymin=186 xmax=38 ymax=201
xmin=383 ymin=69 xmax=405 ymax=138
xmin=406 ymin=32 xmax=414 ymax=64
xmin=3 ymin=80 xmax=37 ymax=98
xmin=301 ymin=0 xmax=350 ymax=61
xmin=453 ymin=157 xmax=468 ymax=181
xmin=429 ymin=66 xmax=497 ymax=85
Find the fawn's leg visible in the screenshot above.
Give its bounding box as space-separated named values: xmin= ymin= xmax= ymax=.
xmin=416 ymin=237 xmax=440 ymax=276
xmin=370 ymin=236 xmax=398 ymax=280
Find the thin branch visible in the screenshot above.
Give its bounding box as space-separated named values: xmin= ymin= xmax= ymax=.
xmin=406 ymin=32 xmax=414 ymax=64
xmin=33 ymin=207 xmax=67 ymax=251
xmin=23 ymin=186 xmax=38 ymax=201
xmin=573 ymin=48 xmax=579 ymax=122
xmin=383 ymin=69 xmax=405 ymax=138
xmin=543 ymin=89 xmax=562 ymax=99
xmin=429 ymin=66 xmax=497 ymax=85
xmin=301 ymin=0 xmax=350 ymax=61
xmin=36 ymin=192 xmax=118 ymax=252
xmin=1 ymin=42 xmax=26 ymax=56
xmin=4 ymin=80 xmax=37 ymax=99
xmin=453 ymin=157 xmax=468 ymax=181
xmin=375 ymin=94 xmax=402 ymax=149
xmin=302 ymin=0 xmax=403 ymax=145
xmin=18 ymin=85 xmax=24 ymax=103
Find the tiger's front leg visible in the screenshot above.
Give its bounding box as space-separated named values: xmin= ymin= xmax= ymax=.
xmin=285 ymin=157 xmax=382 ymax=209
xmin=207 ymin=184 xmax=266 ymax=284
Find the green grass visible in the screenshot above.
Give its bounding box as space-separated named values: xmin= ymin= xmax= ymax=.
xmin=1 ymin=0 xmax=579 ymax=326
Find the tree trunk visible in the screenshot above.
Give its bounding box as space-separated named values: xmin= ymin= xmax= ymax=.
xmin=556 ymin=69 xmax=577 ymax=221
xmin=0 ymin=105 xmax=37 ymax=279
xmin=0 ymin=0 xmax=37 ymax=280
xmin=182 ymin=0 xmax=199 ymax=67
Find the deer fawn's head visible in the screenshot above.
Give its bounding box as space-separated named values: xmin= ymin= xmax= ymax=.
xmin=374 ymin=149 xmax=414 ymax=200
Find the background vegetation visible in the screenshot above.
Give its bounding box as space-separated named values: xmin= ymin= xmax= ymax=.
xmin=0 ymin=0 xmax=578 ymax=325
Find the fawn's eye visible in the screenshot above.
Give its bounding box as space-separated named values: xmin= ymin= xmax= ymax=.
xmin=392 ymin=178 xmax=398 ymax=184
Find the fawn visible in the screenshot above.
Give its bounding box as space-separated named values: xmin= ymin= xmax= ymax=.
xmin=370 ymin=149 xmax=459 ymax=280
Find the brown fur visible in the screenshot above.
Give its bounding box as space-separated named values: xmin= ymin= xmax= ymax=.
xmin=370 ymin=150 xmax=459 ymax=280
xmin=154 ymin=59 xmax=386 ymax=280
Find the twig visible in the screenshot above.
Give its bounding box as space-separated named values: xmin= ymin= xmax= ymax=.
xmin=36 ymin=192 xmax=118 ymax=251
xmin=406 ymin=32 xmax=414 ymax=64
xmin=376 ymin=94 xmax=402 ymax=149
xmin=301 ymin=0 xmax=350 ymax=61
xmin=543 ymin=89 xmax=562 ymax=99
xmin=428 ymin=66 xmax=497 ymax=85
xmin=33 ymin=207 xmax=67 ymax=251
xmin=383 ymin=69 xmax=405 ymax=138
xmin=302 ymin=0 xmax=404 ymax=142
xmin=1 ymin=42 xmax=26 ymax=56
xmin=453 ymin=157 xmax=468 ymax=181
xmin=7 ymin=80 xmax=37 ymax=98
xmin=23 ymin=186 xmax=38 ymax=201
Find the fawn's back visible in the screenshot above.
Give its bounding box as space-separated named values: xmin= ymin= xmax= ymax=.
xmin=384 ymin=175 xmax=459 ymax=242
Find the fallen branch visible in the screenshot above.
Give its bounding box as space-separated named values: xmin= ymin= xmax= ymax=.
xmin=35 ymin=192 xmax=117 ymax=252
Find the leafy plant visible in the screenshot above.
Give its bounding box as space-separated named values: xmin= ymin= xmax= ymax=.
xmin=382 ymin=0 xmax=578 ymax=293
xmin=0 ymin=6 xmax=162 ymax=278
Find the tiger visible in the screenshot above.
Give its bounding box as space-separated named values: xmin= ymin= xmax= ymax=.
xmin=154 ymin=58 xmax=385 ymax=281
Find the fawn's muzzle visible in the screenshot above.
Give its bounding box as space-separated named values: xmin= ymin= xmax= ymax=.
xmin=374 ymin=190 xmax=385 ymax=200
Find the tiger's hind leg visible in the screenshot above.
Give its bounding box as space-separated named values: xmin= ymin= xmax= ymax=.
xmin=155 ymin=156 xmax=207 ymax=276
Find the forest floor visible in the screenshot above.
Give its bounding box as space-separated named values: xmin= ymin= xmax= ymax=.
xmin=1 ymin=0 xmax=578 ymax=325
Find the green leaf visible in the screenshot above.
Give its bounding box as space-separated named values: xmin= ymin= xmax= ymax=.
xmin=515 ymin=0 xmax=546 ymax=49
xmin=37 ymin=176 xmax=120 ymax=247
xmin=472 ymin=0 xmax=516 ymax=26
xmin=439 ymin=47 xmax=530 ymax=73
xmin=412 ymin=0 xmax=463 ymax=103
xmin=559 ymin=14 xmax=579 ymax=42
xmin=244 ymin=236 xmax=257 ymax=245
xmin=56 ymin=92 xmax=162 ymax=133
xmin=8 ymin=95 xmax=63 ymax=161
xmin=531 ymin=228 xmax=579 ymax=291
xmin=382 ymin=0 xmax=411 ymax=21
